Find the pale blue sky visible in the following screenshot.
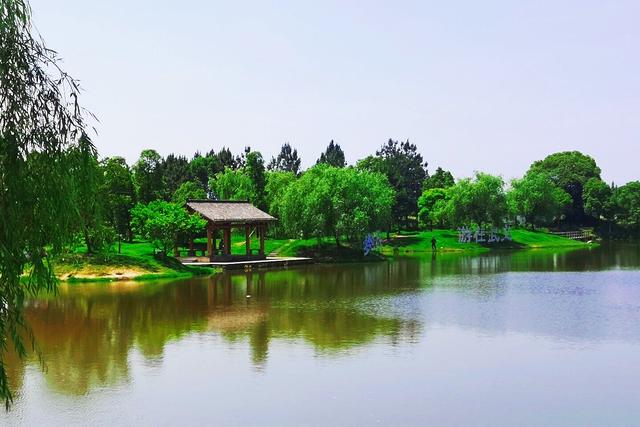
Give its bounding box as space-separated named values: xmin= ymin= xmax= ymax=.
xmin=31 ymin=0 xmax=639 ymax=184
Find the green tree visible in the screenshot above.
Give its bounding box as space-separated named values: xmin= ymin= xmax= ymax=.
xmin=358 ymin=139 xmax=427 ymax=228
xmin=268 ymin=143 xmax=301 ymax=175
xmin=507 ymin=172 xmax=571 ymax=228
xmin=265 ymin=171 xmax=297 ymax=237
xmin=172 ymin=181 xmax=207 ymax=205
xmin=316 ymin=140 xmax=346 ymax=168
xmin=423 ymin=167 xmax=454 ymax=190
xmin=613 ymin=182 xmax=640 ymax=233
xmin=101 ymin=157 xmax=136 ymax=241
xmin=583 ymin=178 xmax=614 ymax=222
xmin=211 ymin=168 xmax=255 ymax=201
xmin=160 ymin=154 xmax=190 ymax=199
xmin=131 ymin=201 xmax=206 ymax=255
xmin=444 ymin=173 xmax=508 ymax=228
xmin=189 ymin=153 xmax=213 ymax=190
xmin=132 ymin=149 xmax=163 ymax=203
xmin=528 ymin=151 xmax=601 ymax=223
xmin=282 ymin=165 xmax=394 ymax=246
xmin=0 ymin=0 xmax=89 ymax=405
xmin=245 ymin=150 xmax=266 ymax=209
xmin=418 ymin=188 xmax=449 ymax=230
xmin=68 ymin=133 xmax=112 ymax=253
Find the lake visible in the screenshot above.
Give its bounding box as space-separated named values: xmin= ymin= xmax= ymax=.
xmin=3 ymin=243 xmax=640 ymax=426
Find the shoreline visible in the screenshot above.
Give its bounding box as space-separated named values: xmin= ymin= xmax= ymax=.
xmin=51 ymin=229 xmax=595 ymax=282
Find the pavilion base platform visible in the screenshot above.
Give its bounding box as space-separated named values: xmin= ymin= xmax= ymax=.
xmin=180 ymin=256 xmax=313 ymax=271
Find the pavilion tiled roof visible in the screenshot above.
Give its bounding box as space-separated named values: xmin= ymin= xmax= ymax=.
xmin=186 ymin=200 xmax=276 ymax=224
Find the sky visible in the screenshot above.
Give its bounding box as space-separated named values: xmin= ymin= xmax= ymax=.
xmin=30 ymin=0 xmax=639 ymax=184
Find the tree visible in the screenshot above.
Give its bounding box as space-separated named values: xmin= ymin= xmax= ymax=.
xmin=358 ymin=139 xmax=427 ymax=228
xmin=131 ymin=201 xmax=206 ymax=255
xmin=68 ymin=133 xmax=112 ymax=253
xmin=245 ymin=150 xmax=266 ymax=209
xmin=316 ymin=140 xmax=346 ymax=168
xmin=265 ymin=171 xmax=297 ymax=237
xmin=172 ymin=181 xmax=207 ymax=205
xmin=211 ymin=168 xmax=255 ymax=201
xmin=423 ymin=167 xmax=454 ymax=190
xmin=527 ymin=151 xmax=601 ymax=223
xmin=444 ymin=173 xmax=508 ymax=228
xmin=281 ymin=165 xmax=394 ymax=246
xmin=102 ymin=156 xmax=136 ymax=241
xmin=132 ymin=149 xmax=163 ymax=203
xmin=268 ymin=143 xmax=301 ymax=175
xmin=0 ymin=0 xmax=89 ymax=405
xmin=507 ymin=172 xmax=571 ymax=228
xmin=418 ymin=188 xmax=449 ymax=230
xmin=613 ymin=182 xmax=640 ymax=233
xmin=160 ymin=154 xmax=190 ymax=199
xmin=583 ymin=178 xmax=614 ymax=222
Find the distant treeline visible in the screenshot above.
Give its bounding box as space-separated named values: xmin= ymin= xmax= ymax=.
xmin=74 ymin=139 xmax=639 ymax=253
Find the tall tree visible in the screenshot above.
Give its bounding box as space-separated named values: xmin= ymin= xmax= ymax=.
xmin=358 ymin=139 xmax=427 ymax=228
xmin=132 ymin=149 xmax=163 ymax=203
xmin=245 ymin=150 xmax=266 ymax=209
xmin=68 ymin=133 xmax=110 ymax=253
xmin=527 ymin=151 xmax=601 ymax=224
xmin=443 ymin=173 xmax=508 ymax=228
xmin=160 ymin=154 xmax=190 ymax=199
xmin=101 ymin=156 xmax=136 ymax=240
xmin=317 ymin=140 xmax=346 ymax=168
xmin=583 ymin=178 xmax=614 ymax=222
xmin=423 ymin=167 xmax=454 ymax=190
xmin=507 ymin=172 xmax=571 ymax=228
xmin=0 ymin=0 xmax=88 ymax=405
xmin=268 ymin=143 xmax=301 ymax=175
xmin=613 ymin=182 xmax=640 ymax=233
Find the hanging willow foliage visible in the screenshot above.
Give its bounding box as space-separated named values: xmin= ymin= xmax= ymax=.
xmin=0 ymin=0 xmax=90 ymax=407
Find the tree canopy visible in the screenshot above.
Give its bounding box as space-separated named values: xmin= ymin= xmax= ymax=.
xmin=317 ymin=140 xmax=346 ymax=168
xmin=527 ymin=151 xmax=601 ymax=223
xmin=268 ymin=143 xmax=301 ymax=175
xmin=507 ymin=172 xmax=571 ymax=228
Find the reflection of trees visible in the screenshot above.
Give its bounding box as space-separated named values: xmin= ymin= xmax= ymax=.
xmin=11 ymin=265 xmax=420 ymax=396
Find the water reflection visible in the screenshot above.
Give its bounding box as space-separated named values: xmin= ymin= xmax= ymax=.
xmin=6 ymin=242 xmax=640 ymax=402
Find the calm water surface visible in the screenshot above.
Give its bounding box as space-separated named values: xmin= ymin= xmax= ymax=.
xmin=3 ymin=243 xmax=640 ymax=426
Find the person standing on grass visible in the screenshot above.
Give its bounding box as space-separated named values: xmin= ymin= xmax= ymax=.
xmin=431 ymin=237 xmax=437 ymax=251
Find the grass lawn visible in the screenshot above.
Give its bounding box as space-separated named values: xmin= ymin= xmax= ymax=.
xmin=51 ymin=241 xmax=212 ymax=282
xmin=380 ymin=228 xmax=593 ymax=254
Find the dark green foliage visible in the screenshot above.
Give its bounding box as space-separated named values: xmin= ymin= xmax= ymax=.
xmin=172 ymin=181 xmax=207 ymax=205
xmin=507 ymin=172 xmax=572 ymax=228
xmin=68 ymin=133 xmax=112 ymax=253
xmin=268 ymin=143 xmax=301 ymax=175
xmin=101 ymin=157 xmax=136 ymax=241
xmin=583 ymin=178 xmax=614 ymax=221
xmin=132 ymin=149 xmax=163 ymax=203
xmin=245 ymin=150 xmax=266 ymax=209
xmin=317 ymin=140 xmax=346 ymax=168
xmin=160 ymin=154 xmax=190 ymax=198
xmin=528 ymin=151 xmax=601 ymax=223
xmin=0 ymin=0 xmax=88 ymax=406
xmin=358 ymin=139 xmax=427 ymax=228
xmin=188 ymin=153 xmax=212 ymax=189
xmin=613 ymin=181 xmax=640 ymax=232
xmin=423 ymin=167 xmax=454 ymax=190
xmin=131 ymin=201 xmax=207 ymax=255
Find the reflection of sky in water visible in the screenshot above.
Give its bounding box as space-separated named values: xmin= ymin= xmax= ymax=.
xmin=3 ymin=243 xmax=640 ymax=426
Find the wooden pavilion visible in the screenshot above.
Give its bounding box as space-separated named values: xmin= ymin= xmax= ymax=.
xmin=186 ymin=200 xmax=277 ymax=262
